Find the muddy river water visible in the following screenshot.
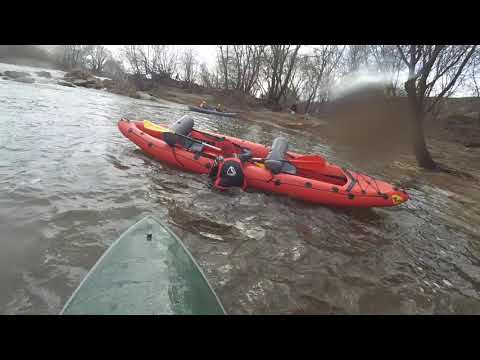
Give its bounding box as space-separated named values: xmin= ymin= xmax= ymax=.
xmin=1 ymin=63 xmax=479 ymax=314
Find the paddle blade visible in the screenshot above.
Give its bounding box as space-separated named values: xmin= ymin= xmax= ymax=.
xmin=143 ymin=120 xmax=168 ymax=132
xmin=289 ymin=155 xmax=326 ymax=171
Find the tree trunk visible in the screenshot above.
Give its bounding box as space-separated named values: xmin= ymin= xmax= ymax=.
xmin=405 ymin=79 xmax=437 ymax=170
xmin=222 ymin=46 xmax=229 ymax=90
xmin=410 ymin=110 xmax=436 ymax=169
xmin=304 ymin=95 xmax=314 ymax=114
xmin=405 ymin=79 xmax=436 ymax=169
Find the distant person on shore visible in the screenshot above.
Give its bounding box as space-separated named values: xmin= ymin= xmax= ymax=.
xmin=290 ymin=103 xmax=297 ymax=114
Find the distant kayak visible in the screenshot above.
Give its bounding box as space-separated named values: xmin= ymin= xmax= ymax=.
xmin=188 ymin=105 xmax=237 ymax=117
xmin=60 ymin=215 xmax=226 ymax=315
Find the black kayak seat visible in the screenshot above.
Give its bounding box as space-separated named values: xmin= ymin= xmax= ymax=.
xmin=169 ymin=115 xmax=194 ymax=136
xmin=265 ymin=137 xmax=296 ymax=175
xmin=164 ymin=115 xmax=196 ymax=148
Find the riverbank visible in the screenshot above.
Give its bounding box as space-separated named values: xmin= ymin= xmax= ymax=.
xmin=158 ymin=87 xmax=480 ymax=192
xmin=122 ymin=75 xmax=480 ymax=155
xmin=2 ymin=60 xmax=478 ymax=177
xmin=159 ymin=83 xmax=480 ymax=185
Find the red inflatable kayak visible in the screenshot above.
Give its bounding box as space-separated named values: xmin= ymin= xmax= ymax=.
xmin=118 ymin=117 xmax=409 ymax=208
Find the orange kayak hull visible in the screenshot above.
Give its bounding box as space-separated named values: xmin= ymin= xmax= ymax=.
xmin=118 ymin=119 xmax=409 ymax=208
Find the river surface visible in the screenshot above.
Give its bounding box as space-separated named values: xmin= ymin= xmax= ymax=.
xmin=1 ymin=62 xmax=480 ymax=314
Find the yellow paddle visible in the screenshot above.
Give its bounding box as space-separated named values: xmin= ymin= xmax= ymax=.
xmin=142 ymin=120 xmax=222 ymax=152
xmin=143 ymin=120 xmax=170 ymax=132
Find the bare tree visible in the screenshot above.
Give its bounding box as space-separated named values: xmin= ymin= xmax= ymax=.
xmin=151 ymin=45 xmax=178 ymax=79
xmin=245 ymin=45 xmax=266 ymax=95
xmin=300 ymin=45 xmax=345 ymax=113
xmin=341 ymin=45 xmax=370 ymax=74
xmin=122 ymin=45 xmax=179 ymax=81
xmin=102 ymin=58 xmax=126 ymax=80
xmin=55 ymin=45 xmax=90 ymax=70
xmin=122 ymin=45 xmax=142 ymax=75
xmin=262 ymin=45 xmax=302 ymax=107
xmin=369 ymin=45 xmax=405 ymax=96
xmin=137 ymin=46 xmax=152 ymax=77
xmin=198 ymin=62 xmax=212 ymax=88
xmin=466 ymin=48 xmax=480 ymax=98
xmin=231 ymin=45 xmax=266 ymax=94
xmin=397 ymin=45 xmax=476 ymax=169
xmin=287 ymin=56 xmax=306 ymax=101
xmin=87 ymin=45 xmax=111 ymax=75
xmin=181 ymin=48 xmax=197 ymax=84
xmin=218 ymin=45 xmax=230 ymax=90
xmin=215 ymin=45 xmax=266 ymax=96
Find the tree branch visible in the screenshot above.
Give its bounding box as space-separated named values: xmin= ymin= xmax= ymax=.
xmin=396 ymin=45 xmax=410 ymax=66
xmin=425 ymin=47 xmax=468 ymax=89
xmin=426 ymin=45 xmax=476 ymax=113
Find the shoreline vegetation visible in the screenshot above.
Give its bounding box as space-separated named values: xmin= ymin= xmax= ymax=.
xmin=1 ymin=45 xmax=479 ymax=174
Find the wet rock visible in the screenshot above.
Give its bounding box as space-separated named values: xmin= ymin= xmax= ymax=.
xmin=35 ymin=71 xmax=52 ymax=78
xmin=57 ymin=81 xmax=76 ymax=88
xmin=64 ymin=69 xmax=91 ymax=80
xmin=72 ymin=79 xmax=89 ymax=86
xmin=2 ymin=77 xmax=8 ymax=80
xmin=87 ymin=83 xmax=103 ymax=90
xmin=84 ymin=77 xmax=103 ymax=89
xmin=4 ymin=70 xmax=30 ymax=78
xmin=102 ymin=78 xmax=114 ymax=89
xmin=136 ymin=91 xmax=155 ymax=101
xmin=86 ymin=75 xmax=98 ymax=83
xmin=136 ymin=91 xmax=159 ymax=101
xmin=72 ymin=78 xmax=101 ymax=89
xmin=64 ymin=69 xmax=104 ymax=89
xmin=13 ymin=77 xmax=35 ymax=84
